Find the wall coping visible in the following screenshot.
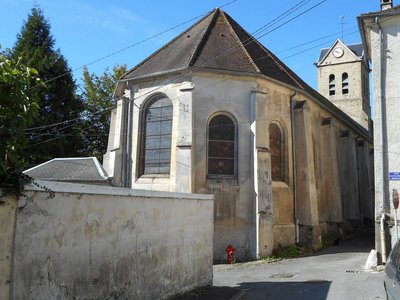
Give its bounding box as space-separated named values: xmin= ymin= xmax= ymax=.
xmin=24 ymin=180 xmax=214 ymax=201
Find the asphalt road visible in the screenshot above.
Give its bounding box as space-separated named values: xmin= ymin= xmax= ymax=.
xmin=214 ymin=237 xmax=386 ymax=300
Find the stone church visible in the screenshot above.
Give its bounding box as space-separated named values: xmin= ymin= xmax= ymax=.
xmin=103 ymin=8 xmax=374 ymax=260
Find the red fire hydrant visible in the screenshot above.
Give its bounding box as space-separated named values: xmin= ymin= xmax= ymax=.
xmin=226 ymin=244 xmax=235 ymax=264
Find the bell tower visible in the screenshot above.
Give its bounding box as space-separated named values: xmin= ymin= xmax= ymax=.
xmin=381 ymin=0 xmax=393 ymax=10
xmin=316 ymin=39 xmax=370 ymax=130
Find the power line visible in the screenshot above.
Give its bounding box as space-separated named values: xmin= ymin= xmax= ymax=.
xmin=282 ymin=30 xmax=359 ymax=60
xmin=276 ymin=26 xmax=358 ymax=54
xmin=23 ymin=0 xmax=330 ymax=147
xmin=21 ymin=0 xmax=322 ymax=137
xmin=25 ymin=0 xmax=239 ymax=92
xmin=122 ymin=0 xmax=329 ymax=106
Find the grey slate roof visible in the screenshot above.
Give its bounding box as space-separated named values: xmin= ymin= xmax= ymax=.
xmin=122 ymin=8 xmax=371 ymax=141
xmin=317 ymin=42 xmax=364 ymax=63
xmin=23 ymin=157 xmax=109 ymax=183
xmin=122 ymin=8 xmax=303 ymax=89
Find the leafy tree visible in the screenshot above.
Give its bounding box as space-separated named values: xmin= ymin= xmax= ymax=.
xmin=12 ymin=6 xmax=84 ymax=165
xmin=80 ymin=65 xmax=127 ymax=161
xmin=0 ymin=49 xmax=42 ymax=193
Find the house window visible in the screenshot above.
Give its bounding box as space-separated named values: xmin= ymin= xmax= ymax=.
xmin=139 ymin=94 xmax=173 ymax=175
xmin=329 ymin=74 xmax=335 ymax=96
xmin=270 ymin=122 xmax=285 ymax=181
xmin=208 ymin=114 xmax=236 ymax=176
xmin=342 ymin=72 xmax=349 ymax=94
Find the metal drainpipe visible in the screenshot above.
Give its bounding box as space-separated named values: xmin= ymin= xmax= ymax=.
xmin=355 ymin=136 xmax=363 ymax=229
xmin=125 ymin=85 xmax=133 ymax=188
xmin=376 ymin=16 xmax=387 ymax=264
xmin=290 ymin=91 xmax=299 ymax=244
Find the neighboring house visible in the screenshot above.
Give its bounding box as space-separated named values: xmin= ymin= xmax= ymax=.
xmin=104 ymin=8 xmax=374 ymax=260
xmin=358 ymin=0 xmax=400 ymax=261
xmin=316 ymin=39 xmax=371 ymax=130
xmin=23 ymin=157 xmax=111 ymax=185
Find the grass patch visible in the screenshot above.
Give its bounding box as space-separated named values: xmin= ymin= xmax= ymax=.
xmin=262 ymin=244 xmax=310 ymax=263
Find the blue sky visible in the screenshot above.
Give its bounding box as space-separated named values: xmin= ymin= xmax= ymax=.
xmin=0 ymin=0 xmax=380 ymax=90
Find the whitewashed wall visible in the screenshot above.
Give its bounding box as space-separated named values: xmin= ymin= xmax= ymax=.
xmin=12 ymin=181 xmax=214 ymax=300
xmin=0 ymin=193 xmax=17 ymax=300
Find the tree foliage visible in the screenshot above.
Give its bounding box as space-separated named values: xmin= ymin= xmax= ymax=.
xmin=12 ymin=6 xmax=84 ymax=165
xmin=0 ymin=49 xmax=42 ymax=192
xmin=80 ymin=65 xmax=127 ymax=161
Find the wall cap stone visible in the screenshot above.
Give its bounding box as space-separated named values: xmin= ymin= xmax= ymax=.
xmin=24 ymin=180 xmax=214 ymax=201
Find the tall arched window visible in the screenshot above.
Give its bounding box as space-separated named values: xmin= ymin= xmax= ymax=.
xmin=139 ymin=94 xmax=173 ymax=175
xmin=342 ymin=72 xmax=349 ymax=94
xmin=270 ymin=122 xmax=285 ymax=181
xmin=329 ymin=74 xmax=335 ymax=96
xmin=208 ymin=114 xmax=236 ymax=176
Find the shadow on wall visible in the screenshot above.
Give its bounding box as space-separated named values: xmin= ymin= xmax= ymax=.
xmin=238 ymin=280 xmax=331 ymax=300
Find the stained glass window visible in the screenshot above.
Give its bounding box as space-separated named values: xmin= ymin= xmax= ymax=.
xmin=208 ymin=114 xmax=235 ymax=176
xmin=140 ymin=95 xmax=173 ymax=175
xmin=270 ymin=123 xmax=284 ymax=181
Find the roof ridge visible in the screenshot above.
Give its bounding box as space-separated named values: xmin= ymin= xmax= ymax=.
xmin=188 ymin=8 xmax=220 ymax=66
xmin=222 ymin=11 xmax=260 ymax=73
xmin=123 ymin=9 xmax=217 ymax=79
xmin=247 ymin=31 xmax=304 ymax=89
xmin=222 ymin=11 xmax=303 ymax=88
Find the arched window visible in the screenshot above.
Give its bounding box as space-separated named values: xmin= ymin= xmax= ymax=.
xmin=139 ymin=94 xmax=173 ymax=175
xmin=342 ymin=72 xmax=349 ymax=94
xmin=329 ymin=74 xmax=335 ymax=96
xmin=208 ymin=114 xmax=236 ymax=176
xmin=270 ymin=123 xmax=285 ymax=181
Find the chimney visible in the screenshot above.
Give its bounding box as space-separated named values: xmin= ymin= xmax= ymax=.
xmin=381 ymin=0 xmax=393 ymax=10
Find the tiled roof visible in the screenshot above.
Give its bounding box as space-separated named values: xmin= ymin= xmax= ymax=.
xmin=23 ymin=157 xmax=109 ymax=183
xmin=122 ymin=8 xmax=303 ymax=89
xmin=317 ymin=42 xmax=364 ymax=63
xmin=122 ymin=8 xmax=370 ymax=140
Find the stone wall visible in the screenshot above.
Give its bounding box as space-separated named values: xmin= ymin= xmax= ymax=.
xmin=11 ymin=181 xmax=214 ymax=300
xmin=0 ymin=193 xmax=17 ymax=300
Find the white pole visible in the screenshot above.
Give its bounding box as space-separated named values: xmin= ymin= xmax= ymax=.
xmin=395 ymin=209 xmax=399 ymax=241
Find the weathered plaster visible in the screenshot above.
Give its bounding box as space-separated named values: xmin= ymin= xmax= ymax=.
xmin=12 ymin=181 xmax=214 ymax=300
xmin=0 ymin=193 xmax=17 ymax=300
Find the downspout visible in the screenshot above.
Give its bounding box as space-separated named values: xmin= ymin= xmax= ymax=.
xmin=376 ymin=16 xmax=387 ymax=264
xmin=125 ymin=84 xmax=134 ymax=188
xmin=290 ymin=91 xmax=299 ymax=244
xmin=381 ymin=213 xmax=387 ymax=264
xmin=355 ymin=136 xmax=363 ymax=228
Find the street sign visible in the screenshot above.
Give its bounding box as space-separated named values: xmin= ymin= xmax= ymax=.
xmin=389 ymin=172 xmax=400 ymax=180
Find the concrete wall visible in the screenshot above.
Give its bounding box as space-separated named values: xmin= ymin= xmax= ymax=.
xmin=369 ymin=15 xmax=400 ymax=253
xmin=0 ymin=193 xmax=17 ymax=300
xmin=12 ymin=181 xmax=214 ymax=300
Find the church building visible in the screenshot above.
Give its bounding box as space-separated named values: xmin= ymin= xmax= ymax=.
xmin=103 ymin=8 xmax=374 ymax=260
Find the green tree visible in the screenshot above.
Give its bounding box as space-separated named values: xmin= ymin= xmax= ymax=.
xmin=80 ymin=65 xmax=127 ymax=161
xmin=0 ymin=49 xmax=42 ymax=192
xmin=12 ymin=6 xmax=84 ymax=165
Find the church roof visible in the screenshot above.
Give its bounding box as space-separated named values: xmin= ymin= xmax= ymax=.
xmin=317 ymin=42 xmax=364 ymax=63
xmin=122 ymin=8 xmax=304 ymax=90
xmin=121 ymin=8 xmax=370 ymax=140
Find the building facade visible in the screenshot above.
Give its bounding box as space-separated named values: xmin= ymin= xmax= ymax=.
xmin=104 ymin=8 xmax=374 ymax=260
xmin=359 ymin=0 xmax=400 ymax=262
